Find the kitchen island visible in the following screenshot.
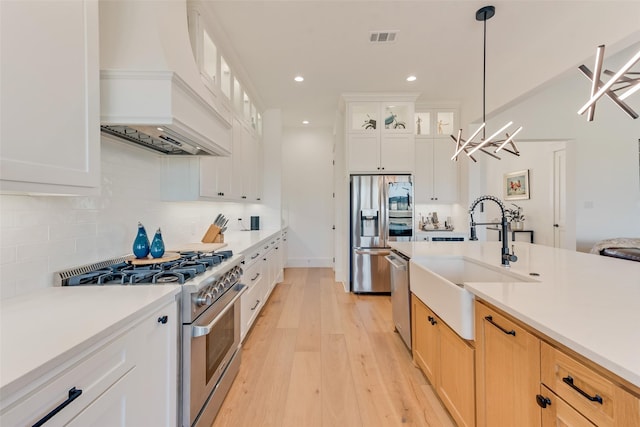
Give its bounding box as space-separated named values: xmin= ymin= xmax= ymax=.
xmin=390 ymin=240 xmax=640 ymax=388
xmin=0 ymin=285 xmax=180 ymax=425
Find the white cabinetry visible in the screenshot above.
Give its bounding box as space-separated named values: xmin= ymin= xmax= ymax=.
xmin=1 ymin=300 xmax=177 ymax=426
xmin=413 ymin=106 xmax=459 ymax=203
xmin=240 ymin=232 xmax=285 ymax=341
xmin=0 ymin=0 xmax=100 ymax=195
xmin=160 ymin=117 xmax=262 ymax=202
xmin=344 ymin=97 xmax=418 ymax=173
xmin=240 ymin=122 xmax=263 ymax=202
xmin=414 ymin=139 xmax=459 ymax=203
xmin=240 ymin=245 xmax=265 ymax=340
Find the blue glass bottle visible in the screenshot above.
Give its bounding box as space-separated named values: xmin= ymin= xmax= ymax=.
xmin=132 ymin=222 xmax=150 ymax=258
xmin=150 ymin=228 xmax=165 ymax=258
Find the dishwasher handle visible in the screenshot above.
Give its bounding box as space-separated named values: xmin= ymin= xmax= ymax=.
xmin=384 ymin=254 xmax=407 ymax=271
xmin=355 ymin=249 xmax=391 ymax=256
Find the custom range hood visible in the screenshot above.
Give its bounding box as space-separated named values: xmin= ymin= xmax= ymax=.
xmin=99 ymin=0 xmax=231 ymax=156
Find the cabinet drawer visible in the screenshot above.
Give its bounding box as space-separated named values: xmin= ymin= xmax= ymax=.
xmin=540 ymin=385 xmax=596 ymax=427
xmin=1 ymin=332 xmax=134 ymax=426
xmin=243 ymin=260 xmax=263 ymax=291
xmin=541 ymin=342 xmax=640 ymax=426
xmin=243 ymin=247 xmax=263 ymax=269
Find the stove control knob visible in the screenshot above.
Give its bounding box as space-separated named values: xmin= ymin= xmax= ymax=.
xmin=196 ymin=292 xmax=213 ymax=306
xmin=210 ymin=286 xmax=219 ymax=298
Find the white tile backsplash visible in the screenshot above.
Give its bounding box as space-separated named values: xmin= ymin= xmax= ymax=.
xmin=0 ymin=138 xmax=252 ymax=300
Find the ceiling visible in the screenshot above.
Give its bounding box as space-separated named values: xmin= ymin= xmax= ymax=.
xmin=200 ymin=1 xmax=640 ymax=129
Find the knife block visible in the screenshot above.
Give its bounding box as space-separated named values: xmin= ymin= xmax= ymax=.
xmin=201 ymin=225 xmax=223 ymax=243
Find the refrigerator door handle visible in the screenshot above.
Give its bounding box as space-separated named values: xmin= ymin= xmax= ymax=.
xmin=355 ymin=249 xmax=391 ymax=256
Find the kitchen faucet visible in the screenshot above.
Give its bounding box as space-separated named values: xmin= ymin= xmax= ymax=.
xmin=468 ymin=195 xmax=518 ymax=267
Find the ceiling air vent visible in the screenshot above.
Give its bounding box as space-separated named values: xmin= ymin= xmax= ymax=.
xmin=369 ymin=31 xmax=398 ymax=43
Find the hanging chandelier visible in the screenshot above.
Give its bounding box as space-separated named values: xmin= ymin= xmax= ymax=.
xmin=577 ymin=44 xmax=640 ymax=121
xmin=451 ymin=5 xmax=523 ymax=162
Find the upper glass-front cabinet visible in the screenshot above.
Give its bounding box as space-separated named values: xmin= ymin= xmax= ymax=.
xmin=349 ymin=102 xmax=414 ymax=134
xmin=415 ymin=107 xmax=458 ymax=138
xmin=220 ymin=56 xmax=231 ymax=100
xmin=202 ymin=29 xmax=217 ymax=85
xmin=188 ymin=5 xmax=262 ymax=131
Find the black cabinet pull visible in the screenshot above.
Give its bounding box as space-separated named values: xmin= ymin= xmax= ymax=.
xmin=536 ymin=394 xmax=551 ymax=408
xmin=157 ymin=315 xmax=168 ymax=324
xmin=33 ymin=387 xmax=83 ymax=427
xmin=562 ymin=375 xmax=603 ymax=404
xmin=251 ymin=300 xmax=260 ymax=310
xmin=427 ymin=315 xmax=437 ymax=325
xmin=484 ymin=315 xmax=516 ymax=336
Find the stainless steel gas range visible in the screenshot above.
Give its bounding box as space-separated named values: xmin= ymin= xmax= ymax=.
xmin=55 ymin=250 xmax=247 ymax=427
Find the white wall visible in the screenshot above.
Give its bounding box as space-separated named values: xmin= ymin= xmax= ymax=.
xmin=0 ymin=138 xmax=258 ymax=299
xmin=261 ymin=109 xmax=283 ymax=230
xmin=468 ymin=41 xmax=640 ymax=252
xmin=282 ymin=127 xmax=334 ymax=267
xmin=477 ymin=140 xmax=569 ymax=247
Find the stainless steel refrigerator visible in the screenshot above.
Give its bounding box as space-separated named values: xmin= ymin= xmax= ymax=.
xmin=350 ymin=175 xmax=413 ymax=293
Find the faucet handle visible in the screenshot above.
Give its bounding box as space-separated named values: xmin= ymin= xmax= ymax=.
xmin=508 ymin=245 xmax=518 ymax=262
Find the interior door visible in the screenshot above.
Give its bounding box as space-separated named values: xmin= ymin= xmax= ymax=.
xmin=553 ymin=149 xmax=566 ymax=249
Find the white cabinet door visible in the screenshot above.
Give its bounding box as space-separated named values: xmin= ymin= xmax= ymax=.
xmin=128 ymin=301 xmax=177 ymax=427
xmin=240 ymin=129 xmax=263 ymax=202
xmin=348 ymin=134 xmax=380 ymax=172
xmin=380 ymin=134 xmax=414 ymax=172
xmin=230 ymin=117 xmax=245 ymax=200
xmin=432 ymin=140 xmax=458 ymax=203
xmin=414 ymin=139 xmax=458 ymax=203
xmin=199 ymin=157 xmax=232 ymax=199
xmin=66 ymin=371 xmax=134 ymax=427
xmin=0 ymin=0 xmax=100 ymax=195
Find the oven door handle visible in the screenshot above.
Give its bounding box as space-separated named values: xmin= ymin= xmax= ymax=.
xmin=192 ymin=284 xmax=247 ymax=338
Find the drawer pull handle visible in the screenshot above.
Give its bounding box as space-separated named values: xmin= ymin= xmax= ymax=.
xmin=251 ymin=273 xmax=260 ymax=281
xmin=562 ymin=375 xmax=603 ymax=404
xmin=485 ymin=315 xmax=516 ymax=336
xmin=536 ymin=394 xmax=552 ymax=408
xmin=251 ymin=300 xmax=260 ymax=310
xmin=33 ymin=387 xmax=83 ymax=427
xmin=157 ymin=315 xmax=168 ymax=324
xmin=427 ymin=315 xmax=437 ymax=326
xmin=251 ymin=253 xmax=260 ymax=260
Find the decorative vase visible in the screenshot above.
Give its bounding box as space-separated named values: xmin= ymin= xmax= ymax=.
xmin=132 ymin=222 xmax=150 ymax=259
xmin=512 ymin=221 xmax=524 ymax=231
xmin=150 ymin=228 xmax=165 ymax=258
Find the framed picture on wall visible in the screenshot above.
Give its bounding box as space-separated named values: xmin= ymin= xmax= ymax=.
xmin=504 ymin=169 xmax=530 ymax=200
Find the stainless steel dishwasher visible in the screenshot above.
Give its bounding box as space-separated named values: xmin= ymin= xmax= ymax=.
xmin=385 ymin=250 xmax=411 ymax=350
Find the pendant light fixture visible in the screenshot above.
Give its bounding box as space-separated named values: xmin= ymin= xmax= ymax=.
xmin=577 ymin=44 xmax=640 ymax=121
xmin=451 ymin=5 xmax=523 ymax=162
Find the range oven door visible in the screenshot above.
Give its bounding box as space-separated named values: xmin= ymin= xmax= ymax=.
xmin=183 ymin=284 xmax=246 ymax=427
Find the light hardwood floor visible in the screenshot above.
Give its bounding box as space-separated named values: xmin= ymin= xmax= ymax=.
xmin=212 ymin=268 xmax=455 ymax=427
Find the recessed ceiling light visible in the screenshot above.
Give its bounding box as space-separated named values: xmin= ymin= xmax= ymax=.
xmin=157 ymin=127 xmax=164 ymax=132
xmin=294 ymin=76 xmax=304 ymax=82
xmin=302 ymin=120 xmax=309 ymax=125
xmin=406 ymin=75 xmax=417 ymax=82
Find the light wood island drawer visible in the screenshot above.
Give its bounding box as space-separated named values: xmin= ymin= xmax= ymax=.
xmin=541 ymin=342 xmax=640 ymax=426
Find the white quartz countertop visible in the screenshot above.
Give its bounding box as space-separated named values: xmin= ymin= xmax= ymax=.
xmin=390 ymin=241 xmax=640 ymax=388
xmin=222 ymin=229 xmax=283 ymax=254
xmin=0 ymin=286 xmax=180 ymax=395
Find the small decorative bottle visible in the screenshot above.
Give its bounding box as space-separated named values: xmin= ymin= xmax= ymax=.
xmin=132 ymin=222 xmax=150 ymax=259
xmin=150 ymin=228 xmax=165 ymax=258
